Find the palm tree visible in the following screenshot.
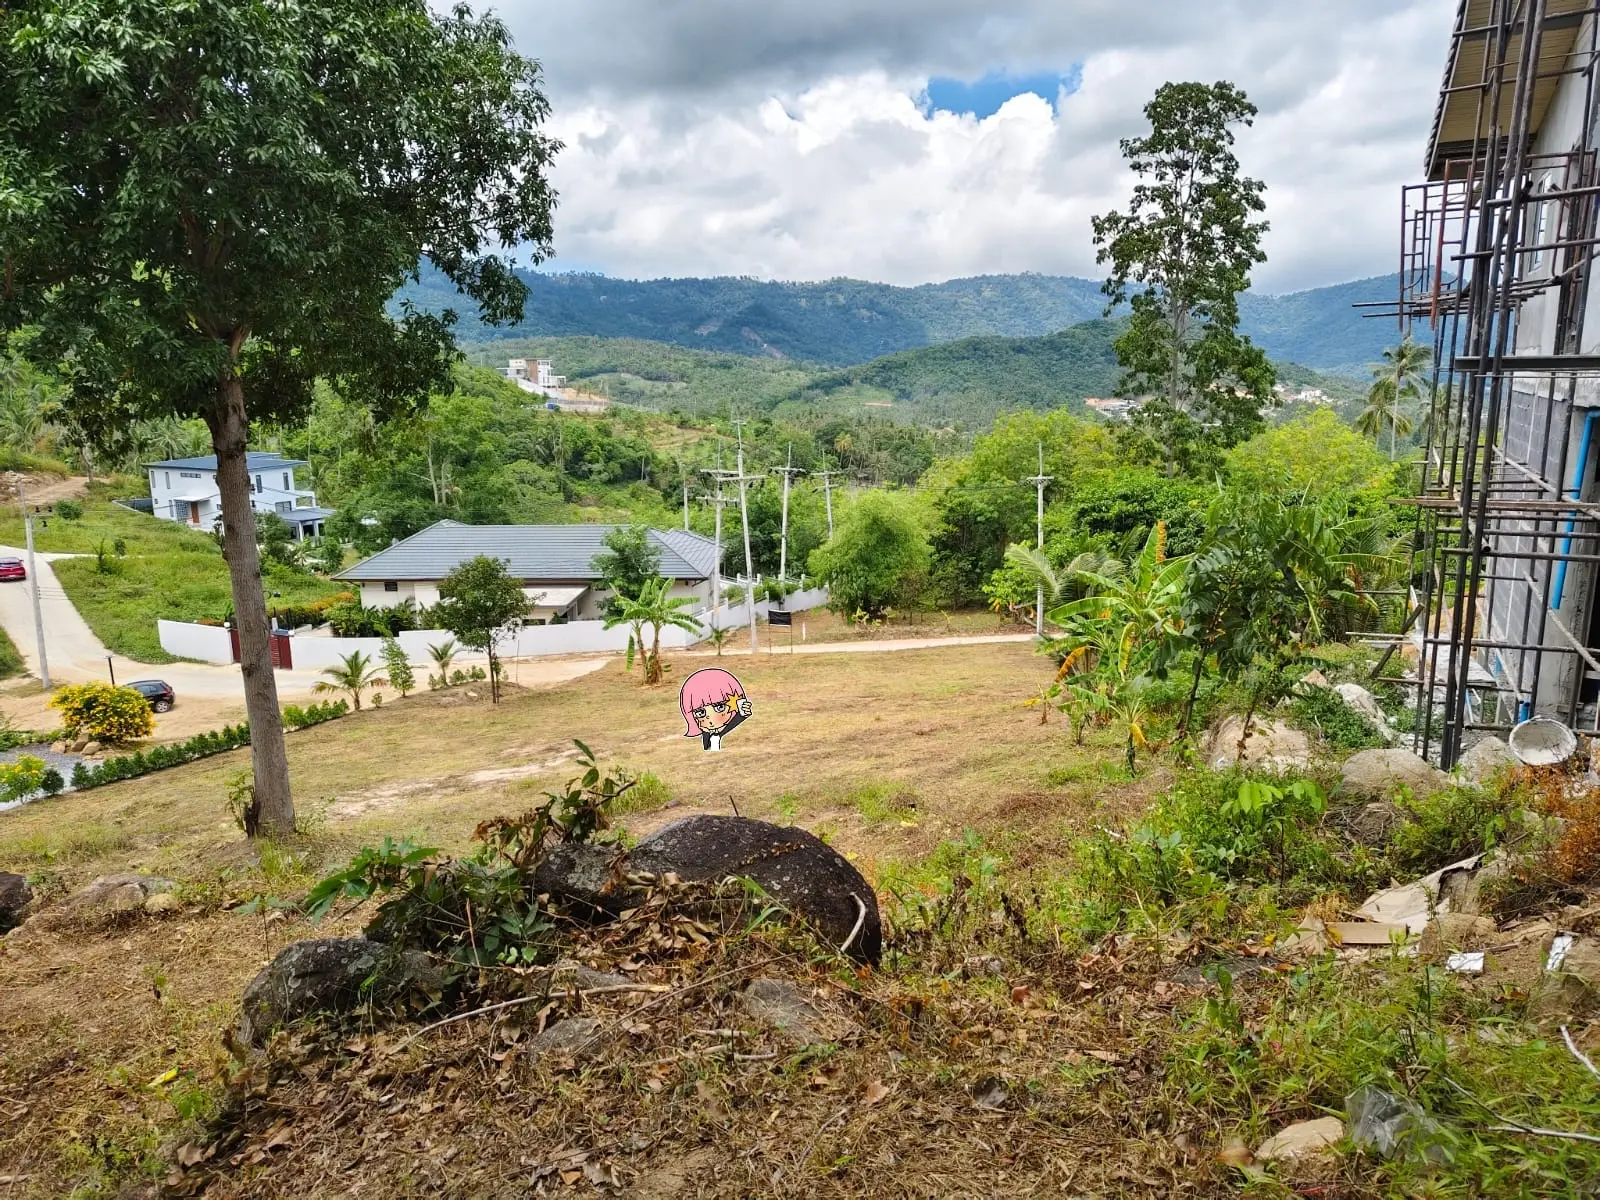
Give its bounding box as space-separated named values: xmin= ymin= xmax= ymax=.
xmin=427 ymin=638 xmax=458 ymax=677
xmin=313 ymin=650 xmax=386 ymax=711
xmin=1359 ymin=336 xmax=1430 ymax=458
xmin=603 ymin=576 xmax=704 ymax=684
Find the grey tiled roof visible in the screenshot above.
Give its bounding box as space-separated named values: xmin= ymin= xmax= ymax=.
xmin=338 ymin=521 xmax=719 ymax=583
xmin=145 ymin=451 xmax=308 ymax=471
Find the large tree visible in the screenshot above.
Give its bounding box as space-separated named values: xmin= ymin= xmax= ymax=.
xmin=0 ymin=0 xmax=558 ymax=834
xmin=1091 ymin=81 xmax=1275 ymax=474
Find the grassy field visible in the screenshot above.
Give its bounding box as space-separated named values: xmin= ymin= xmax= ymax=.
xmin=5 ymin=641 xmax=1596 ymax=1197
xmin=0 ymin=483 xmax=343 ymax=662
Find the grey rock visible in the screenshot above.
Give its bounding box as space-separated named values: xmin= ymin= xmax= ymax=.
xmin=1334 ymin=683 xmax=1394 ymax=741
xmin=532 ymin=842 xmax=626 ymax=914
xmin=1203 ymin=715 xmax=1311 ymax=773
xmin=1340 ymin=749 xmax=1448 ymax=800
xmin=63 ymin=873 xmax=174 ymax=916
xmin=0 ymin=871 xmax=32 ymax=933
xmin=1436 ymin=852 xmax=1513 ymax=916
xmin=626 ymin=815 xmax=882 ymax=964
xmin=548 ymin=958 xmax=632 ymax=991
xmin=1456 ymin=736 xmax=1516 ymax=785
xmin=528 ymin=1016 xmax=601 ymax=1059
xmin=740 ymin=977 xmax=831 ymax=1045
xmin=1256 ymin=1116 xmax=1345 ymax=1161
xmin=237 ymin=936 xmax=446 ymax=1047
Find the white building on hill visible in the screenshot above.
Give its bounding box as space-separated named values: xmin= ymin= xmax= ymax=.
xmin=145 ymin=452 xmax=334 ymax=540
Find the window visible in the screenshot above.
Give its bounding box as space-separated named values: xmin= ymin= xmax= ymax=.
xmin=163 ymin=472 xmax=170 ymax=488
xmin=384 ymin=581 xmax=399 ymax=593
xmin=253 ymin=475 xmax=263 ymax=493
xmin=1530 ymin=177 xmax=1557 ymax=272
xmin=179 ymin=471 xmax=202 ymax=479
xmin=282 ymin=472 xmax=290 ymax=490
xmin=275 ymin=501 xmax=292 ymax=514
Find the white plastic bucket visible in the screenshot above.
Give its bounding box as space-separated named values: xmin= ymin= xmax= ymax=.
xmin=1507 ymin=716 xmax=1578 ymax=767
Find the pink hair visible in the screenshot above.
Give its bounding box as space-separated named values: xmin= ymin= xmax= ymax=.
xmin=679 ymin=668 xmax=745 ymax=736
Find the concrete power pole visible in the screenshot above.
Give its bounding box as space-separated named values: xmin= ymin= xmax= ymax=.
xmin=813 ymin=456 xmax=839 ymax=539
xmin=1024 ymin=442 xmax=1053 ymax=638
xmin=699 ymin=472 xmax=737 ymax=611
xmin=13 ymin=476 xmax=49 ymax=688
xmin=771 ymin=443 xmax=806 ymax=581
xmin=729 ymin=420 xmax=761 ymax=653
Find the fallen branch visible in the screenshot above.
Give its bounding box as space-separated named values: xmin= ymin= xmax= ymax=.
xmin=838 ymin=895 xmax=867 ymax=958
xmin=1487 ymin=1124 xmax=1600 ymax=1145
xmin=1562 ymin=1025 xmax=1600 ymax=1082
xmin=396 ymin=981 xmax=667 ymax=1050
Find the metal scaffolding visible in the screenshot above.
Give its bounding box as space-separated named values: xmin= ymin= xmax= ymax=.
xmin=1372 ymin=0 xmax=1600 ymax=766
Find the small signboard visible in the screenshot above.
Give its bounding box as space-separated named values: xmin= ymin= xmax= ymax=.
xmin=767 ymin=609 xmax=793 ymax=627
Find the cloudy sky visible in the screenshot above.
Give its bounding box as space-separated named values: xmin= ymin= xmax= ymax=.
xmin=490 ymin=0 xmax=1456 ymax=294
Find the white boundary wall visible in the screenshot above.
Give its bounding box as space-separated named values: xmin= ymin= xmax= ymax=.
xmin=157 ymin=587 xmax=831 ymax=669
xmin=157 ymin=620 xmax=234 ymax=664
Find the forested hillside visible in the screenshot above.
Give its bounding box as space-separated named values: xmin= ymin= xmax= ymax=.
xmin=470 ymin=320 xmax=1366 ymax=427
xmin=399 ymin=263 xmax=1406 ymax=374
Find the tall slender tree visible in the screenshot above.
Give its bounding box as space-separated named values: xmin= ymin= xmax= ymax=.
xmin=0 ymin=0 xmax=558 ymax=834
xmin=1091 ymin=81 xmax=1275 ymax=474
xmin=1358 ymin=336 xmax=1430 ymax=458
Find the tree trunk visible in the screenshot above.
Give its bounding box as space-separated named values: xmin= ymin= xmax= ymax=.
xmin=207 ymin=376 xmax=294 ymax=836
xmin=649 ymin=623 xmax=662 ymax=685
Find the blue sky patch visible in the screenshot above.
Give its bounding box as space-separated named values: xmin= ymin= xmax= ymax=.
xmin=924 ymin=66 xmax=1081 ymax=118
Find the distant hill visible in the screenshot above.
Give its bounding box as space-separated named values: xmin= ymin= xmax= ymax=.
xmin=468 ymin=321 xmax=1367 ymax=429
xmin=399 ymin=267 xmax=1406 ymax=376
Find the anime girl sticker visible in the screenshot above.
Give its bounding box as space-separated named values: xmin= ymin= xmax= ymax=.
xmin=679 ymin=667 xmax=753 ymax=751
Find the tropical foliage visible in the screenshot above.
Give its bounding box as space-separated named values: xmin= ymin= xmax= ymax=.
xmin=314 ymin=651 xmax=387 ymax=712
xmin=603 ymin=577 xmax=703 ymax=685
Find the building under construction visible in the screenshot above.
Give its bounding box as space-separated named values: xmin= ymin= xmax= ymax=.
xmin=1389 ymin=0 xmax=1600 ymax=765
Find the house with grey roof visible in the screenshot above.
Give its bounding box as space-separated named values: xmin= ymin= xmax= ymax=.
xmin=145 ymin=451 xmax=334 ymax=540
xmin=337 ymin=520 xmax=719 ymax=623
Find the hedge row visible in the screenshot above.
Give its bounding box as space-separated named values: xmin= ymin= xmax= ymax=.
xmin=69 ymin=699 xmax=349 ymax=791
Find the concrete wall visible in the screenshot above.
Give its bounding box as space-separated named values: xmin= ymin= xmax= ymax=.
xmin=157 ymin=620 xmax=234 ymax=664
xmin=157 ymin=586 xmax=829 ymax=670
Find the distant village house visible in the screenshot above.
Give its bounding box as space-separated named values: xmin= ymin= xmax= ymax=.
xmin=145 ymin=452 xmax=334 ymax=540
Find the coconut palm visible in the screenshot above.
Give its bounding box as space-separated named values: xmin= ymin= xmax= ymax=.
xmin=603 ymin=576 xmax=704 ymax=685
xmin=427 ymin=638 xmax=459 ymax=676
xmin=313 ymin=650 xmax=386 ymax=711
xmin=1359 ymin=336 xmax=1431 ymax=458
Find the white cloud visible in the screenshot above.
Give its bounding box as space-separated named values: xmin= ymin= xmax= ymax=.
xmin=495 ymin=0 xmax=1457 ymax=291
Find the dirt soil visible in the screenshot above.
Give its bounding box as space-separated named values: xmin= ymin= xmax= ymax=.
xmin=0 ymin=642 xmax=1196 ymax=1197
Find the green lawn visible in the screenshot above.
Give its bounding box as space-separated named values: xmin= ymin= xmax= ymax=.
xmin=1 ymin=483 xmax=344 ymax=663
xmin=0 ymin=624 xmax=23 ymax=679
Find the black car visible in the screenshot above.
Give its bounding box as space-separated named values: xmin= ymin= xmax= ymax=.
xmin=128 ymin=679 xmax=175 ymax=713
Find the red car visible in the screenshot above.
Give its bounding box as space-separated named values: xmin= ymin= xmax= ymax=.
xmin=0 ymin=558 xmax=25 ymax=582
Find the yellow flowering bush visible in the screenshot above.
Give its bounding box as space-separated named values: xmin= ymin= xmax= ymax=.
xmin=49 ymin=682 xmax=154 ymax=745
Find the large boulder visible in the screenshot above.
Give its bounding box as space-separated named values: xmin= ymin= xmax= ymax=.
xmin=1456 ymin=736 xmax=1516 ymax=785
xmin=42 ymin=873 xmax=176 ymax=924
xmin=532 ymin=842 xmax=627 ymax=914
xmin=1529 ymin=935 xmax=1600 ymax=1026
xmin=237 ymin=936 xmax=447 ymax=1047
xmin=1334 ymin=683 xmax=1395 ymax=742
xmin=1340 ymin=749 xmax=1448 ymax=800
xmin=0 ymin=872 xmax=32 ymax=933
xmin=1203 ymin=715 xmax=1311 ymax=773
xmin=626 ymin=816 xmax=882 ymax=964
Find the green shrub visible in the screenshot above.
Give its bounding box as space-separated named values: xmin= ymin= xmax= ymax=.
xmin=0 ymin=755 xmax=47 ymax=801
xmin=1289 ymin=686 xmax=1383 ymax=751
xmin=1385 ymin=782 xmax=1515 ymax=876
xmin=55 ymin=499 xmax=83 ymax=520
xmin=48 ymin=682 xmax=154 ymax=744
xmin=39 ymin=767 xmax=64 ymax=796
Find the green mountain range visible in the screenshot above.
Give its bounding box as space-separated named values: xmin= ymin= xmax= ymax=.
xmin=469 ymin=318 xmax=1365 ymax=429
xmin=404 ymin=266 xmax=1406 ymax=376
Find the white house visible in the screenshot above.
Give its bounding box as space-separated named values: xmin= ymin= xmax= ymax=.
xmin=145 ymin=452 xmax=335 ymax=540
xmin=337 ymin=520 xmax=719 ymax=623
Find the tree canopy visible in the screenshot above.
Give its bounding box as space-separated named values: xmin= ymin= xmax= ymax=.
xmin=0 ymin=0 xmax=559 ymax=832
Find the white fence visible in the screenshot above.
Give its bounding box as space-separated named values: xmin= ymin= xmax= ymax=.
xmin=156 ymin=620 xmax=234 ymax=664
xmin=157 ymin=587 xmax=832 ymax=668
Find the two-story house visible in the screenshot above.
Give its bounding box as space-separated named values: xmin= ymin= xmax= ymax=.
xmin=145 ymin=452 xmax=335 ymax=540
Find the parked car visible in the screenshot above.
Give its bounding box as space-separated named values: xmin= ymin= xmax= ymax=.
xmin=0 ymin=558 xmax=25 ymax=582
xmin=127 ymin=679 xmax=175 ymax=713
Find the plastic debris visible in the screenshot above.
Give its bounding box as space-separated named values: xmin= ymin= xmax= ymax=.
xmin=1547 ymin=934 xmax=1576 ymax=973
xmin=1445 ymin=951 xmax=1485 ymax=974
xmin=1345 ymin=1086 xmax=1443 ymax=1160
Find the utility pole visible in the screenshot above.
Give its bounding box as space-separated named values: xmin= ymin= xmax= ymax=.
xmin=730 ymin=420 xmax=761 ymax=653
xmin=770 ymin=443 xmax=806 ymax=581
xmin=13 ymin=476 xmax=49 ymax=689
xmin=699 ymin=472 xmax=737 ymax=611
xmin=681 ymin=469 xmax=690 ymax=532
xmin=813 ymin=456 xmax=839 ymax=539
xmin=1024 ymin=442 xmax=1053 ymax=638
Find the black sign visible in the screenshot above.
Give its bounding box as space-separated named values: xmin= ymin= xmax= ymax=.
xmin=767 ymin=609 xmax=793 ymax=627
